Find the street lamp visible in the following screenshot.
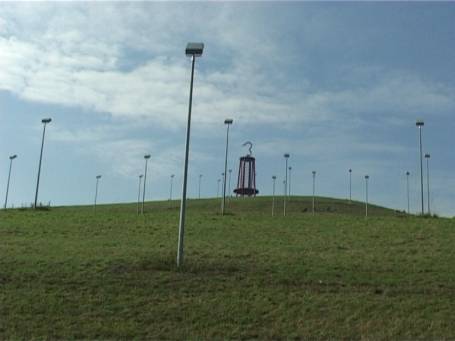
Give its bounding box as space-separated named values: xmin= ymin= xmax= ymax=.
xmin=288 ymin=166 xmax=292 ymax=200
xmin=349 ymin=169 xmax=352 ymax=203
xmin=416 ymin=120 xmax=425 ymax=215
xmin=406 ymin=171 xmax=410 ymax=214
xmin=177 ymin=42 xmax=204 ymax=267
xmin=217 ymin=178 xmax=221 ymax=198
xmin=198 ymin=174 xmax=203 ymax=199
xmin=272 ymin=175 xmax=277 ymax=216
xmin=222 ymin=118 xmax=233 ymax=216
xmin=312 ymin=171 xmax=316 ymax=215
xmin=425 ymin=153 xmax=431 ymax=215
xmin=283 ymin=153 xmax=290 ymax=216
xmin=228 ymin=169 xmax=232 ymax=199
xmin=137 ymin=174 xmax=143 ymax=215
xmin=170 ymin=174 xmax=175 ymax=201
xmin=34 ymin=117 xmax=51 ymax=209
xmin=94 ymin=175 xmax=102 ymax=211
xmin=142 ymin=154 xmax=151 ymax=214
xmin=4 ymin=154 xmax=18 ymax=209
xmin=365 ymin=175 xmax=369 ymax=218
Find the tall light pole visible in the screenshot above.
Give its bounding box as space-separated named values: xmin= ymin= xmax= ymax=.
xmin=4 ymin=154 xmax=17 ymax=209
xmin=312 ymin=171 xmax=316 ymax=215
xmin=288 ymin=166 xmax=292 ymax=200
xmin=272 ymin=175 xmax=276 ymax=216
xmin=228 ymin=169 xmax=232 ymax=199
xmin=349 ymin=169 xmax=352 ymax=203
xmin=34 ymin=117 xmax=51 ymax=209
xmin=198 ymin=174 xmax=202 ymax=199
xmin=365 ymin=175 xmax=369 ymax=218
xmin=221 ymin=118 xmax=233 ymax=215
xmin=141 ymin=154 xmax=151 ymax=214
xmin=217 ymin=178 xmax=221 ymax=198
xmin=406 ymin=171 xmax=410 ymax=214
xmin=416 ymin=120 xmax=425 ymax=215
xmin=170 ymin=174 xmax=175 ymax=201
xmin=425 ymin=153 xmax=431 ymax=215
xmin=178 ymin=42 xmax=204 ymax=268
xmin=283 ymin=153 xmax=290 ymax=216
xmin=94 ymin=175 xmax=102 ymax=211
xmin=137 ymin=174 xmax=143 ymax=214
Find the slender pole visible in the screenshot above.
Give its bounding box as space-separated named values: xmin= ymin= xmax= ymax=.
xmin=4 ymin=157 xmax=14 ymax=209
xmin=137 ymin=175 xmax=143 ymax=215
xmin=228 ymin=169 xmax=232 ymax=199
xmin=272 ymin=176 xmax=276 ymax=216
xmin=418 ymin=126 xmax=424 ymax=215
xmin=284 ymin=155 xmax=289 ymax=216
xmin=217 ymin=179 xmax=220 ymax=198
xmin=426 ymin=156 xmax=431 ymax=215
xmin=406 ymin=172 xmax=410 ymax=214
xmin=365 ymin=176 xmax=369 ymax=218
xmin=312 ymin=171 xmax=316 ymax=215
xmin=177 ymin=55 xmax=195 ymax=268
xmin=198 ymin=174 xmax=202 ymax=199
xmin=142 ymin=157 xmax=149 ymax=214
xmin=288 ymin=166 xmax=292 ymax=200
xmin=222 ymin=123 xmax=231 ymax=215
xmin=349 ymin=169 xmax=352 ymax=203
xmin=34 ymin=122 xmax=48 ymax=208
xmin=170 ymin=175 xmax=174 ymax=201
xmin=94 ymin=177 xmax=100 ymax=211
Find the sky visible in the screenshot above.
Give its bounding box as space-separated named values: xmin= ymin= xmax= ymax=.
xmin=0 ymin=2 xmax=454 ymax=216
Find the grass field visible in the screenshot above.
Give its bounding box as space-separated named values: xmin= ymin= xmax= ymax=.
xmin=1 ymin=196 xmax=454 ymax=339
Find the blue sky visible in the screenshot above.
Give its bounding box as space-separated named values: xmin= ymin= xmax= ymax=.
xmin=1 ymin=2 xmax=454 ymax=215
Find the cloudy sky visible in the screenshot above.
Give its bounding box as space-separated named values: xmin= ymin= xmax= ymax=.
xmin=0 ymin=2 xmax=454 ymax=215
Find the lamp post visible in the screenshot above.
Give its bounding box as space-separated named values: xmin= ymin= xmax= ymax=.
xmin=221 ymin=118 xmax=233 ymax=215
xmin=94 ymin=175 xmax=102 ymax=211
xmin=416 ymin=120 xmax=425 ymax=215
xmin=283 ymin=153 xmax=290 ymax=216
xmin=170 ymin=174 xmax=175 ymax=201
xmin=177 ymin=42 xmax=204 ymax=267
xmin=198 ymin=174 xmax=202 ymax=199
xmin=141 ymin=154 xmax=151 ymax=214
xmin=228 ymin=169 xmax=232 ymax=199
xmin=272 ymin=175 xmax=276 ymax=216
xmin=365 ymin=175 xmax=369 ymax=218
xmin=406 ymin=171 xmax=410 ymax=214
xmin=217 ymin=178 xmax=221 ymax=198
xmin=137 ymin=174 xmax=143 ymax=214
xmin=34 ymin=117 xmax=51 ymax=209
xmin=425 ymin=153 xmax=431 ymax=215
xmin=288 ymin=166 xmax=292 ymax=200
xmin=312 ymin=171 xmax=316 ymax=215
xmin=4 ymin=154 xmax=17 ymax=209
xmin=349 ymin=169 xmax=352 ymax=203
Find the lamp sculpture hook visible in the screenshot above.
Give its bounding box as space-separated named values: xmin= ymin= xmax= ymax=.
xmin=242 ymin=141 xmax=253 ymax=156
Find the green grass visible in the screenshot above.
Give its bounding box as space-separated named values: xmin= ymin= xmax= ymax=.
xmin=1 ymin=196 xmax=454 ymax=339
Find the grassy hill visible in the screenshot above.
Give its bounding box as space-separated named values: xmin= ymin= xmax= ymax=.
xmin=1 ymin=196 xmax=454 ymax=339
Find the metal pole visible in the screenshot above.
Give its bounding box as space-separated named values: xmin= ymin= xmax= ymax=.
xmin=34 ymin=123 xmax=47 ymax=209
xmin=418 ymin=126 xmax=424 ymax=215
xmin=4 ymin=157 xmax=14 ymax=209
xmin=272 ymin=176 xmax=276 ymax=216
xmin=365 ymin=176 xmax=369 ymax=218
xmin=198 ymin=174 xmax=202 ymax=199
xmin=406 ymin=172 xmax=410 ymax=214
xmin=349 ymin=169 xmax=352 ymax=203
xmin=217 ymin=179 xmax=220 ymax=198
xmin=426 ymin=156 xmax=431 ymax=215
xmin=284 ymin=155 xmax=289 ymax=216
xmin=312 ymin=171 xmax=316 ymax=215
xmin=142 ymin=157 xmax=149 ymax=214
xmin=228 ymin=169 xmax=232 ymax=199
xmin=177 ymin=55 xmax=195 ymax=268
xmin=221 ymin=123 xmax=231 ymax=215
xmin=137 ymin=175 xmax=142 ymax=215
xmin=170 ymin=175 xmax=174 ymax=201
xmin=288 ymin=166 xmax=292 ymax=200
xmin=94 ymin=177 xmax=100 ymax=211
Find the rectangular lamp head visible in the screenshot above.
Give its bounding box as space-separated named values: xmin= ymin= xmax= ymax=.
xmin=224 ymin=118 xmax=233 ymax=124
xmin=186 ymin=42 xmax=204 ymax=56
xmin=416 ymin=120 xmax=424 ymax=126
